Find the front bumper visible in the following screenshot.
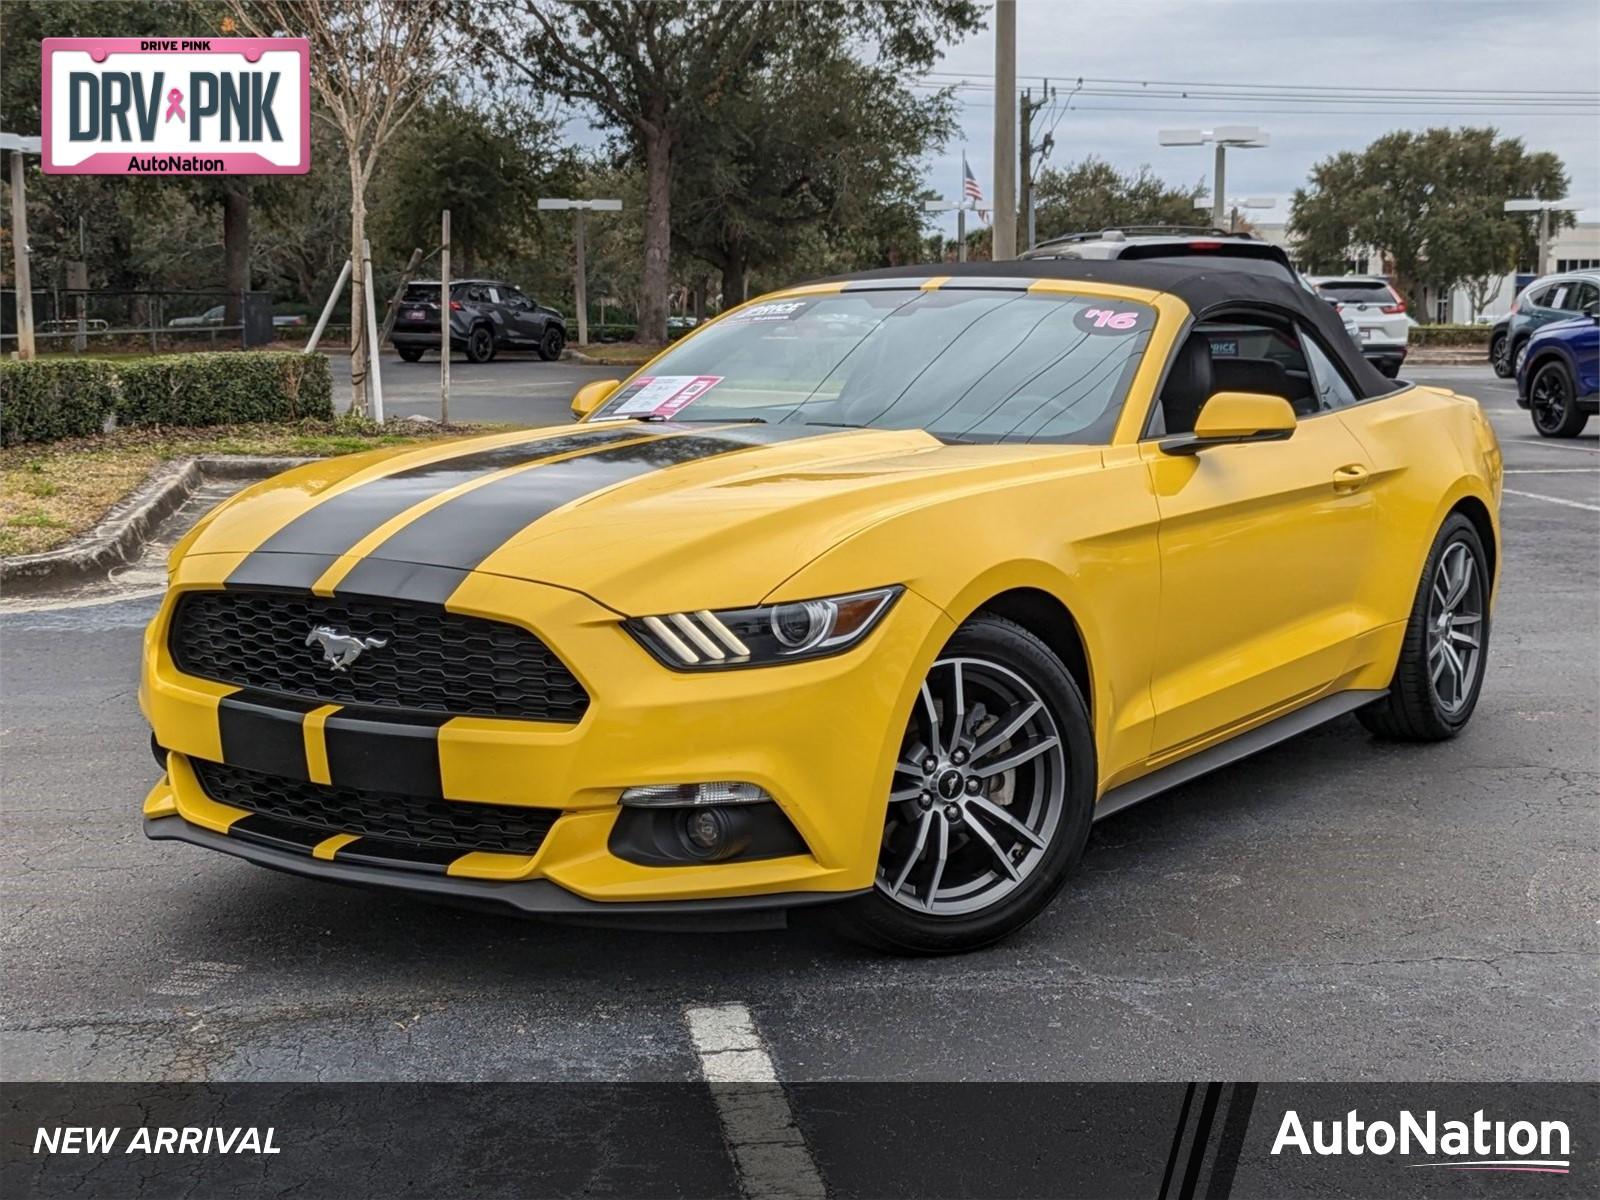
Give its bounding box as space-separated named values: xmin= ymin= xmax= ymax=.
xmin=144 ymin=814 xmax=861 ymax=928
xmin=141 ymin=556 xmax=950 ymax=910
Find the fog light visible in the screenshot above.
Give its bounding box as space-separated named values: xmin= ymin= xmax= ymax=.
xmin=674 ymin=805 xmax=753 ymax=862
xmin=684 ymin=809 xmax=724 ymax=850
xmin=620 ymin=781 xmax=772 ymax=808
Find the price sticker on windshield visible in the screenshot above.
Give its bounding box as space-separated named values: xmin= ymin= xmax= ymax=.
xmin=1074 ymin=307 xmax=1144 ymax=335
xmin=610 ymin=375 xmax=723 ymax=418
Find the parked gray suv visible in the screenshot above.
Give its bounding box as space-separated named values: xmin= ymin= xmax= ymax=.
xmin=390 ymin=279 xmax=567 ymax=364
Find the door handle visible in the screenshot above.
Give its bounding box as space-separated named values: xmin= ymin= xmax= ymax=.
xmin=1332 ymin=464 xmax=1370 ymax=492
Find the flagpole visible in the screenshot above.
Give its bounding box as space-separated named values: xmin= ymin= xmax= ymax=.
xmin=958 ymin=151 xmax=968 ymax=263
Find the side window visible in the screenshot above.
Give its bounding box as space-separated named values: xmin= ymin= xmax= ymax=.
xmin=1529 ymin=286 xmax=1554 ymax=309
xmin=1573 ymin=282 xmax=1599 ymax=313
xmin=1557 ymin=281 xmax=1593 ymax=313
xmin=1545 ymin=284 xmax=1571 ymax=311
xmin=504 ymin=288 xmax=532 ymax=310
xmin=1300 ymin=331 xmax=1362 ymax=410
xmin=484 ymin=287 xmax=502 ymax=304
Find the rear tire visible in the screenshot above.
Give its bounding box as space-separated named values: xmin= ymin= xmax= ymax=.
xmin=1529 ymin=360 xmax=1589 ymax=438
xmin=464 ymin=325 xmax=495 ymax=364
xmin=539 ymin=326 xmax=566 ymax=362
xmin=836 ymin=614 xmax=1096 ymax=955
xmin=1358 ymin=513 xmax=1490 ymax=741
xmin=397 ymin=345 xmax=424 ymax=363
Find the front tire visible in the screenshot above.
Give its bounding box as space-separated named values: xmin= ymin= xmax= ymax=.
xmin=1358 ymin=513 xmax=1490 ymax=741
xmin=1489 ymin=332 xmax=1511 ymax=378
xmin=1529 ymin=361 xmax=1589 ymax=438
xmin=839 ymin=615 xmax=1096 ymax=954
xmin=539 ymin=326 xmax=566 ymax=361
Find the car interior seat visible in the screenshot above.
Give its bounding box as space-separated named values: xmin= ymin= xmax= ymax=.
xmin=1159 ymin=333 xmax=1214 ymax=435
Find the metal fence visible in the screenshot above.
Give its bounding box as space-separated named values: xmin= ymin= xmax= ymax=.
xmin=2 ymin=288 xmax=297 ymax=353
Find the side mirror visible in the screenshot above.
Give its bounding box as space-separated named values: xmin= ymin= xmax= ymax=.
xmin=571 ymin=378 xmax=621 ymax=421
xmin=1160 ymin=391 xmax=1297 ymax=456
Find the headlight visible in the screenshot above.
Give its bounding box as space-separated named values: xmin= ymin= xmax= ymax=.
xmin=625 ymin=586 xmax=903 ymax=670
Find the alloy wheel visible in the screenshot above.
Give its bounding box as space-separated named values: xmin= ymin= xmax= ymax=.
xmin=876 ymin=656 xmax=1067 ymax=916
xmin=1426 ymin=540 xmax=1484 ymax=716
xmin=1530 ymin=366 xmax=1570 ymax=435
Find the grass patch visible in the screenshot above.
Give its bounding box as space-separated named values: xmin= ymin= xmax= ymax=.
xmin=577 ymin=342 xmax=665 ymax=368
xmin=0 ymin=414 xmax=500 ymax=558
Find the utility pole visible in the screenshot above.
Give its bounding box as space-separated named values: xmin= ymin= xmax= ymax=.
xmin=991 ymin=0 xmax=1017 ymax=260
xmin=3 ymin=133 xmax=42 ymax=360
xmin=538 ymin=197 xmax=623 ymax=346
xmin=440 ymin=211 xmax=450 ymax=425
xmin=1019 ymin=83 xmax=1053 ymax=251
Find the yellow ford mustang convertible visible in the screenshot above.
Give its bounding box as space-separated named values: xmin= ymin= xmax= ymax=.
xmin=142 ymin=251 xmax=1502 ymax=952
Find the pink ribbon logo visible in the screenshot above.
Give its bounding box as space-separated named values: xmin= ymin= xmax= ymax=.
xmin=164 ymin=88 xmax=185 ymax=123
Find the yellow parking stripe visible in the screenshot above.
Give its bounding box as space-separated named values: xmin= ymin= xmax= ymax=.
xmin=921 ymin=275 xmax=951 ymax=290
xmin=312 ymin=833 xmax=360 ymax=861
xmin=302 ymin=704 xmax=340 ymax=785
xmin=307 ymin=429 xmax=711 ymax=596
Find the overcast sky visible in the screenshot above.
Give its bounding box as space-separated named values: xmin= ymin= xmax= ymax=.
xmin=918 ymin=0 xmax=1600 ymax=237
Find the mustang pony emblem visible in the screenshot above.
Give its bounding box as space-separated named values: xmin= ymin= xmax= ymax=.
xmin=305 ymin=626 xmax=389 ymax=672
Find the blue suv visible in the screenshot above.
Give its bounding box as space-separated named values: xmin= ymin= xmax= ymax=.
xmin=1491 ymin=271 xmax=1600 ymax=378
xmin=1517 ymin=308 xmax=1599 ymax=438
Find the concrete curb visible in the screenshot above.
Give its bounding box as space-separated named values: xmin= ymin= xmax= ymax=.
xmin=1 ymin=455 xmax=312 ymax=593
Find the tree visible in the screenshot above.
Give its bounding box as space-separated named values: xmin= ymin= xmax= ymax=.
xmin=1029 ymin=158 xmax=1204 ymax=242
xmin=229 ymin=0 xmax=454 ymax=414
xmin=670 ymin=51 xmax=956 ymax=304
xmin=1289 ymin=127 xmax=1571 ymax=311
xmin=469 ymin=1 xmax=981 ymax=343
xmin=370 ymin=99 xmax=574 ymax=276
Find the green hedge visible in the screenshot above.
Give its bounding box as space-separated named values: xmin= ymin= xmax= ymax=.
xmin=117 ymin=351 xmax=332 ymax=427
xmin=0 ymin=359 xmax=120 ymax=446
xmin=0 ymin=351 xmax=333 ymax=446
xmin=1409 ymin=324 xmax=1493 ymax=347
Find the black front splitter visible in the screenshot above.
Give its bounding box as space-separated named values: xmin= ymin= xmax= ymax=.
xmin=144 ymin=815 xmax=861 ymax=932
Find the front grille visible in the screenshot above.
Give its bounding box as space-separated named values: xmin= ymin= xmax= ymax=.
xmin=194 ymin=759 xmax=560 ymax=856
xmin=170 ymin=590 xmax=589 ymax=722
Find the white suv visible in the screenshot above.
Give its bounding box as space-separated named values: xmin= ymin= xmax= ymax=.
xmin=1306 ymin=276 xmax=1410 ymax=377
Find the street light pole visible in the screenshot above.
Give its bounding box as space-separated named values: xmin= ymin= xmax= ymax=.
xmin=1159 ymin=127 xmax=1270 ymax=229
xmin=538 ymin=197 xmax=623 ymax=346
xmin=1504 ymin=198 xmax=1571 ymax=276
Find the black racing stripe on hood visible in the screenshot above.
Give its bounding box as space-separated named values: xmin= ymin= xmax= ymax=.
xmin=332 ymin=423 xmax=830 ymax=604
xmin=224 ymin=426 xmax=644 ymax=591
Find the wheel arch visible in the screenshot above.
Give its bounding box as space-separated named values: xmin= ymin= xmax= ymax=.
xmin=1526 ymin=345 xmax=1574 ymax=388
xmin=1446 ymin=493 xmax=1498 ymax=588
xmin=971 ymin=588 xmax=1093 ymax=720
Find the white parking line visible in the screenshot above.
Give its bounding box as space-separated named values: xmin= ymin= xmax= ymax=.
xmin=1501 ymin=437 xmax=1600 ymax=455
xmin=1501 ymin=488 xmax=1600 ymax=513
xmin=685 ymin=1003 xmax=826 ymax=1200
xmin=1503 ymin=468 xmax=1600 ymax=474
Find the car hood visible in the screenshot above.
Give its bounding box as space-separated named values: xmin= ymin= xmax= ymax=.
xmin=184 ymin=421 xmax=1100 ymax=612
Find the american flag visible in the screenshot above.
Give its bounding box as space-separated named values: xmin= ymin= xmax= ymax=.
xmin=962 ymin=155 xmax=990 ymax=223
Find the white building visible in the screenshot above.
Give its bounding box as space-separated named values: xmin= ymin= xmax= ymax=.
xmin=1253 ymin=221 xmax=1600 ymax=323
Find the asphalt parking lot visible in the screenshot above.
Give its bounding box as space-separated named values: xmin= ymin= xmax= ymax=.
xmin=1 ymin=364 xmax=1594 ymax=1084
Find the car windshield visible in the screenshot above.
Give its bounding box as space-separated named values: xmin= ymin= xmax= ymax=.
xmin=591 ymin=287 xmax=1157 ymax=444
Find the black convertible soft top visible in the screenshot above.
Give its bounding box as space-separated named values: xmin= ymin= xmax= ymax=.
xmin=822 ymin=258 xmax=1398 ymax=399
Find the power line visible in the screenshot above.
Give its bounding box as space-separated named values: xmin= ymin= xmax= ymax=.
xmin=919 ymin=70 xmax=1600 ymax=100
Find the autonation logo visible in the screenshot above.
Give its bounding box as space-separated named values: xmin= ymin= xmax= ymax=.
xmin=1272 ymin=1108 xmax=1572 ymax=1175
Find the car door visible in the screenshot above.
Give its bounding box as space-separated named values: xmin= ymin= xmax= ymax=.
xmin=1142 ymin=314 xmax=1377 ymax=758
xmin=501 ymin=287 xmax=547 ymax=346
